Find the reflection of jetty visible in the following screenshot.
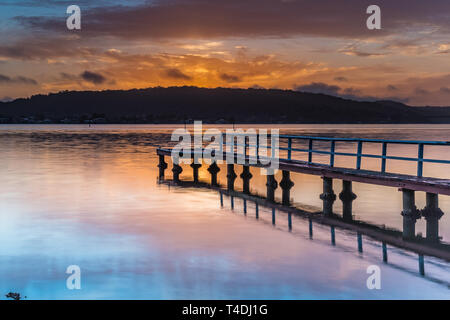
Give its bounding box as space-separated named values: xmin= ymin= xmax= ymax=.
xmin=156 ymin=134 xmax=450 ymax=265
xmin=159 ymin=179 xmax=450 ymax=282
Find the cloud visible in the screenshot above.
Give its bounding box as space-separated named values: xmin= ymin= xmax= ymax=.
xmin=387 ymin=85 xmax=398 ymax=91
xmin=0 ymin=74 xmax=38 ymax=85
xmin=415 ymin=87 xmax=430 ymax=95
xmin=295 ymin=82 xmax=410 ymax=103
xmin=0 ymin=96 xmax=13 ymax=102
xmin=80 ymin=71 xmax=106 ymax=84
xmin=164 ymin=68 xmax=192 ymax=80
xmin=440 ymin=87 xmax=450 ymax=94
xmin=334 ymin=77 xmax=348 ymax=82
xmin=339 ymin=44 xmax=387 ymax=57
xmin=220 ymin=73 xmax=241 ymax=83
xmin=13 ymin=0 xmax=450 ymax=41
xmin=0 ymin=37 xmax=98 ymax=60
xmin=295 ymin=82 xmax=341 ymax=96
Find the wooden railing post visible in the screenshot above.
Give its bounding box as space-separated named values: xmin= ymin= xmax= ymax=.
xmin=417 ymin=143 xmax=424 ymax=177
xmin=308 ymin=139 xmax=313 ymax=163
xmin=356 ymin=141 xmax=363 ymax=170
xmin=381 ymin=142 xmax=387 ymax=173
xmin=330 ymin=140 xmax=335 ymax=167
xmin=287 ymin=138 xmax=292 ymax=160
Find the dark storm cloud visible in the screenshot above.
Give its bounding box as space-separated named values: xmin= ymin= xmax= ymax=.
xmin=387 ymin=84 xmax=398 ymax=91
xmin=220 ymin=73 xmax=241 ymax=83
xmin=415 ymin=87 xmax=430 ymax=95
xmin=0 ymin=37 xmax=98 ymax=60
xmin=164 ymin=68 xmax=192 ymax=80
xmin=334 ymin=77 xmax=348 ymax=82
xmin=295 ymin=82 xmax=341 ymax=96
xmin=13 ymin=0 xmax=450 ymax=40
xmin=0 ymin=74 xmax=38 ymax=85
xmin=80 ymin=71 xmax=106 ymax=84
xmin=295 ymin=82 xmax=409 ymax=103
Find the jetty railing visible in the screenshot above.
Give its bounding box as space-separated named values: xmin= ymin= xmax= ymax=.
xmin=226 ymin=134 xmax=450 ymax=178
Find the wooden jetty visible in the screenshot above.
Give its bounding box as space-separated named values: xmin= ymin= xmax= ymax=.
xmin=156 ymin=134 xmax=450 ymax=255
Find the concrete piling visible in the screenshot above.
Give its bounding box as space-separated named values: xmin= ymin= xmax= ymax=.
xmin=240 ymin=166 xmax=252 ymax=194
xmin=280 ymin=170 xmax=294 ymax=206
xmin=320 ymin=177 xmax=336 ymax=215
xmin=190 ymin=163 xmax=202 ymax=183
xmin=172 ymin=163 xmax=182 ymax=183
xmin=266 ymin=174 xmax=278 ymax=202
xmin=421 ymin=193 xmax=444 ymax=242
xmin=158 ymin=155 xmax=168 ymax=180
xmin=226 ymin=164 xmax=237 ymax=191
xmin=400 ymin=189 xmax=421 ymax=239
xmin=207 ymin=162 xmax=220 ymax=186
xmin=339 ymin=180 xmax=357 ymax=221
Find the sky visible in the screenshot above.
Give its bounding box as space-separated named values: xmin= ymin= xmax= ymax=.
xmin=0 ymin=0 xmax=449 ymax=106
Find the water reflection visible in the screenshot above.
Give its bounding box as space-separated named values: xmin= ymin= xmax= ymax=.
xmin=0 ymin=124 xmax=449 ymax=299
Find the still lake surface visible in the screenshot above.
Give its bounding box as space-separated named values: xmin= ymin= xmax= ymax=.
xmin=0 ymin=124 xmax=449 ymax=299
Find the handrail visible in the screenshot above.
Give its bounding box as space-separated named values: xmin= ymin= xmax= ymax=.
xmin=219 ymin=133 xmax=450 ymax=178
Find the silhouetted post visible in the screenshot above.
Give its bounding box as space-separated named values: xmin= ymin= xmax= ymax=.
xmin=418 ymin=254 xmax=425 ymax=276
xmin=309 ymin=218 xmax=313 ymax=239
xmin=272 ymin=208 xmax=276 ymax=225
xmin=357 ymin=232 xmax=363 ymax=253
xmin=288 ymin=212 xmax=292 ymax=231
xmin=339 ymin=180 xmax=357 ymax=221
xmin=227 ymin=164 xmax=237 ymax=190
xmin=331 ymin=226 xmax=336 ymax=245
xmin=382 ymin=242 xmax=388 ymax=263
xmin=158 ymin=155 xmax=168 ymax=180
xmin=266 ymin=174 xmax=278 ymax=202
xmin=190 ymin=163 xmax=202 ymax=183
xmin=207 ymin=162 xmax=220 ymax=186
xmin=400 ymin=189 xmax=420 ymax=239
xmin=421 ymin=193 xmax=444 ymax=242
xmin=255 ymin=202 xmax=259 ymax=219
xmin=320 ymin=177 xmax=336 ymax=215
xmin=240 ymin=166 xmax=252 ymax=194
xmin=172 ymin=163 xmax=182 ymax=183
xmin=280 ymin=170 xmax=294 ymax=206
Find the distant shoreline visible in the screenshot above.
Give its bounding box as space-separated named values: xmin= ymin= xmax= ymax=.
xmin=1 ymin=87 xmax=450 ymax=124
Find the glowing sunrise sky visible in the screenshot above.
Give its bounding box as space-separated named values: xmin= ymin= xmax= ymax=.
xmin=0 ymin=0 xmax=449 ymax=105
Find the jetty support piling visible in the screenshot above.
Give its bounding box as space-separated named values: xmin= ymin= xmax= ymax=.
xmin=190 ymin=163 xmax=201 ymax=183
xmin=280 ymin=170 xmax=294 ymax=206
xmin=421 ymin=193 xmax=444 ymax=242
xmin=158 ymin=155 xmax=168 ymax=180
xmin=172 ymin=163 xmax=182 ymax=183
xmin=339 ymin=180 xmax=357 ymax=221
xmin=320 ymin=177 xmax=336 ymax=215
xmin=240 ymin=166 xmax=252 ymax=194
xmin=400 ymin=189 xmax=421 ymax=239
xmin=227 ymin=164 xmax=237 ymax=191
xmin=207 ymin=162 xmax=220 ymax=186
xmin=266 ymin=174 xmax=278 ymax=202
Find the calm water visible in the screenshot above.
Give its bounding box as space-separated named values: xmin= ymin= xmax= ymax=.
xmin=0 ymin=124 xmax=449 ymax=299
